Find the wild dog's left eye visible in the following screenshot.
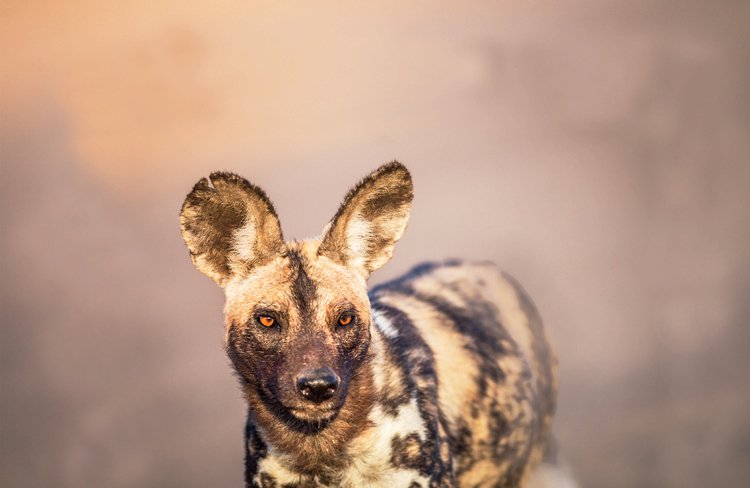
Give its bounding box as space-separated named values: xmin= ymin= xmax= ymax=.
xmin=257 ymin=315 xmax=276 ymax=327
xmin=338 ymin=313 xmax=354 ymax=326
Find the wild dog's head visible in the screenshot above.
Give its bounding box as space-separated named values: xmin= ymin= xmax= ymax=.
xmin=180 ymin=162 xmax=412 ymax=434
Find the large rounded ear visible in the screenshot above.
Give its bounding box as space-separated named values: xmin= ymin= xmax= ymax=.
xmin=179 ymin=172 xmax=284 ymax=287
xmin=318 ymin=161 xmax=413 ymax=278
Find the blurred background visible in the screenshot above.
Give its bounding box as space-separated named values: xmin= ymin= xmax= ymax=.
xmin=2 ymin=1 xmax=749 ymax=487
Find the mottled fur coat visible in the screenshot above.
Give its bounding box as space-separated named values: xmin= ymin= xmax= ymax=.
xmin=180 ymin=162 xmax=571 ymax=487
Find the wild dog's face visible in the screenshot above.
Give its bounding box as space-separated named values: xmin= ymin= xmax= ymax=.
xmin=220 ymin=245 xmax=373 ymax=424
xmin=180 ymin=162 xmax=412 ymax=429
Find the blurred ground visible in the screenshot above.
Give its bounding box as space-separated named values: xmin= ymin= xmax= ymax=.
xmin=2 ymin=1 xmax=750 ymax=487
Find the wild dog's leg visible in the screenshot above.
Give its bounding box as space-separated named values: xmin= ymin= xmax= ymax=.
xmin=244 ymin=413 xmax=268 ymax=488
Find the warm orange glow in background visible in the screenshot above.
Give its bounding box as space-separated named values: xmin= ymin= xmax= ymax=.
xmin=2 ymin=1 xmax=749 ymax=487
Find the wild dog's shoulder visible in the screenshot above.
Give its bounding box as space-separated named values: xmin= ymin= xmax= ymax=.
xmin=369 ymin=259 xmax=527 ymax=306
xmin=367 ymin=261 xmax=555 ymax=485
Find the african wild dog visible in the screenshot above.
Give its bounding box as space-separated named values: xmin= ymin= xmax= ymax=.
xmin=180 ymin=162 xmax=570 ymax=487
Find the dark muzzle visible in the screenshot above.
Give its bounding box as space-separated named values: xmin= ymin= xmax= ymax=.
xmin=295 ymin=367 xmax=340 ymax=403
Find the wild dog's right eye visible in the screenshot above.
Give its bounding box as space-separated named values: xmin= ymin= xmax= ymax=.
xmin=338 ymin=312 xmax=354 ymax=326
xmin=257 ymin=315 xmax=275 ymax=327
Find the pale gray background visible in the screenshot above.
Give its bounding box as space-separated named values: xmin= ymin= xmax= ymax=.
xmin=2 ymin=1 xmax=749 ymax=487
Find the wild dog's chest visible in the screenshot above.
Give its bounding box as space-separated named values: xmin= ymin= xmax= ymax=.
xmin=338 ymin=396 xmax=432 ymax=487
xmin=254 ymin=396 xmax=431 ymax=488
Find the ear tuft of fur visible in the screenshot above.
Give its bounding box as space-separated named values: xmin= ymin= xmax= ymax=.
xmin=180 ymin=172 xmax=284 ymax=287
xmin=318 ymin=161 xmax=413 ymax=277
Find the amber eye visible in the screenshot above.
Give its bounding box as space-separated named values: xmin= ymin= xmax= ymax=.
xmin=257 ymin=315 xmax=275 ymax=328
xmin=338 ymin=313 xmax=354 ymax=326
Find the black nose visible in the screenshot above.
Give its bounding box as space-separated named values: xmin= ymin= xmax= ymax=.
xmin=296 ymin=367 xmax=340 ymax=403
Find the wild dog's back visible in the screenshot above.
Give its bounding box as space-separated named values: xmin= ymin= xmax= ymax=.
xmin=370 ymin=260 xmax=557 ymax=486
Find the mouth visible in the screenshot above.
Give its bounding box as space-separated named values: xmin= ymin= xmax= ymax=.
xmin=276 ymin=402 xmax=343 ymax=434
xmin=286 ymin=405 xmax=339 ymax=423
xmin=256 ymin=382 xmax=345 ymax=432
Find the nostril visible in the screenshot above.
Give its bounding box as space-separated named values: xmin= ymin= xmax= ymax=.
xmin=299 ymin=384 xmax=313 ymax=399
xmin=296 ymin=368 xmax=340 ymax=403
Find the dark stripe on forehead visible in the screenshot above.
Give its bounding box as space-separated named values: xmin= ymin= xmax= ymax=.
xmin=286 ymin=247 xmax=317 ymax=321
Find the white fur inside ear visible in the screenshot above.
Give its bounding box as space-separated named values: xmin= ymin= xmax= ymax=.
xmin=231 ymin=216 xmax=256 ymax=262
xmin=345 ymin=206 xmax=409 ymax=274
xmin=346 ymin=215 xmax=373 ymax=271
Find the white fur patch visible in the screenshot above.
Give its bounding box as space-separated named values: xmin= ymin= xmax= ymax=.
xmin=379 ymin=394 xmax=426 ymax=441
xmin=256 ymin=451 xmax=302 ymax=485
xmin=341 ymin=395 xmax=428 ymax=487
xmin=345 ymin=215 xmax=373 ymax=271
xmin=231 ymin=216 xmax=256 ymax=262
xmin=373 ymin=310 xmax=399 ymax=338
